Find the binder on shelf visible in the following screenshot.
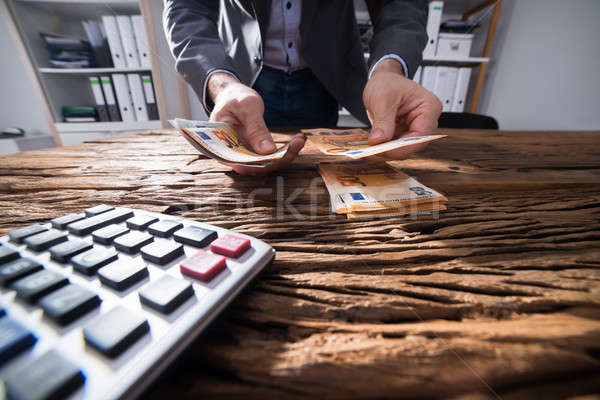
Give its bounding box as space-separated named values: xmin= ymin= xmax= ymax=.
xmin=423 ymin=1 xmax=443 ymax=58
xmin=100 ymin=75 xmax=121 ymax=121
xmin=413 ymin=66 xmax=422 ymax=84
xmin=127 ymin=74 xmax=149 ymax=122
xmin=141 ymin=74 xmax=159 ymax=120
xmin=116 ymin=15 xmax=140 ymax=68
xmin=88 ymin=76 xmax=109 ymax=122
xmin=421 ymin=66 xmax=437 ymax=92
xmin=433 ymin=67 xmax=459 ymax=112
xmin=101 ymin=15 xmax=126 ymax=68
xmin=451 ymin=67 xmax=472 ymax=112
xmin=131 ymin=15 xmax=152 ymax=69
xmin=112 ymin=74 xmax=135 ymax=122
xmin=82 ymin=20 xmax=112 ymax=67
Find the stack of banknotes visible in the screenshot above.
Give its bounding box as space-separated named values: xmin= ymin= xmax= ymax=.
xmin=318 ymin=162 xmax=447 ymax=219
xmin=170 ymin=119 xmax=445 ymax=166
xmin=170 ymin=119 xmax=448 ymax=218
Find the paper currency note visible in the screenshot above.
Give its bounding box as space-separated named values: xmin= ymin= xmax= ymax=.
xmin=305 ymin=128 xmax=446 ymax=159
xmin=171 ymin=118 xmax=289 ymax=165
xmin=318 ymin=162 xmax=447 ymax=213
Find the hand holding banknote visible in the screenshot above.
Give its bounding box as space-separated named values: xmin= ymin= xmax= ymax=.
xmin=208 ymin=72 xmax=305 ymax=175
xmin=363 ymin=59 xmax=443 ymax=160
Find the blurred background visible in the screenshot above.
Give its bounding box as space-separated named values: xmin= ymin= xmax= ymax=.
xmin=1 ymin=0 xmax=598 ymax=156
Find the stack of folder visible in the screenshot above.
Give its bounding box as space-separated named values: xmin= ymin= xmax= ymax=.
xmin=40 ymin=33 xmax=96 ymax=68
xmin=88 ymin=74 xmax=158 ymax=122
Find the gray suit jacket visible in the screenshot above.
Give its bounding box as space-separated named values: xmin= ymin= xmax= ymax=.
xmin=163 ymin=0 xmax=428 ymax=124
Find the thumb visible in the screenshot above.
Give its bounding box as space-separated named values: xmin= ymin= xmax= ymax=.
xmin=238 ymin=112 xmax=276 ymax=155
xmin=368 ymin=106 xmax=397 ymax=145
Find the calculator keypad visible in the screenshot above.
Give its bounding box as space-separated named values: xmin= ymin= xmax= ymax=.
xmin=0 ymin=206 xmax=271 ymax=400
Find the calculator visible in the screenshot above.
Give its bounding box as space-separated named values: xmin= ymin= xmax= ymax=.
xmin=0 ymin=205 xmax=275 ymax=400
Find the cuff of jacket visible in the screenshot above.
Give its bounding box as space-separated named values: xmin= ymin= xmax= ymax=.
xmin=368 ymin=54 xmax=409 ymax=79
xmin=202 ymin=69 xmax=239 ymax=114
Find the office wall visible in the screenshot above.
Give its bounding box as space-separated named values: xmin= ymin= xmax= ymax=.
xmin=0 ymin=5 xmax=51 ymax=138
xmin=477 ymin=0 xmax=600 ymax=130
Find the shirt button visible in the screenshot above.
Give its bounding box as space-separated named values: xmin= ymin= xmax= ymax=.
xmin=253 ymin=55 xmax=262 ymax=64
xmin=288 ymin=42 xmax=293 ymax=48
xmin=286 ymin=2 xmax=291 ymax=9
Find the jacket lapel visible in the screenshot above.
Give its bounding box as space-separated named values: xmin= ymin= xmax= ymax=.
xmin=253 ymin=0 xmax=271 ymax=42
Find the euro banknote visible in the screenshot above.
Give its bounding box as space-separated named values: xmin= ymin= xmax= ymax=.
xmin=170 ymin=118 xmax=288 ymax=166
xmin=304 ymin=128 xmax=446 ymax=159
xmin=318 ymin=161 xmax=447 ymax=219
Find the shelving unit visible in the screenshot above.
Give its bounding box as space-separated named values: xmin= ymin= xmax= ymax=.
xmin=3 ymin=0 xmax=169 ymax=146
xmin=414 ymin=0 xmax=503 ymax=113
xmin=460 ymin=0 xmax=503 ymax=113
xmin=344 ymin=0 xmax=502 ymax=126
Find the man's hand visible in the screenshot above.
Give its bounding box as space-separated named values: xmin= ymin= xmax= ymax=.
xmin=363 ymin=59 xmax=442 ymax=160
xmin=207 ymin=72 xmax=305 ymax=174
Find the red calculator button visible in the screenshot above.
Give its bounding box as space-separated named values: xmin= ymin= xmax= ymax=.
xmin=180 ymin=250 xmax=226 ymax=282
xmin=209 ymin=234 xmax=251 ymax=258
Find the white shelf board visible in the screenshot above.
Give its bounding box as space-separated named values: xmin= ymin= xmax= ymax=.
xmin=55 ymin=120 xmax=161 ymax=133
xmin=39 ymin=67 xmax=152 ymax=74
xmin=423 ymin=56 xmax=489 ymax=63
xmin=364 ymin=53 xmax=489 ymax=65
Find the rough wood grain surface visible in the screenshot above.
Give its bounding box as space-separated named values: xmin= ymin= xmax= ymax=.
xmin=1 ymin=129 xmax=599 ymax=399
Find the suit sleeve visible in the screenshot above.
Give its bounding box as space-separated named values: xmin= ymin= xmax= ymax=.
xmin=365 ymin=0 xmax=428 ymax=79
xmin=163 ymin=0 xmax=237 ymax=111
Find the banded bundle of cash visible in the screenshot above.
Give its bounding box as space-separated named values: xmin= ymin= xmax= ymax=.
xmin=171 ymin=119 xmax=446 ymax=166
xmin=318 ymin=162 xmax=447 ymax=219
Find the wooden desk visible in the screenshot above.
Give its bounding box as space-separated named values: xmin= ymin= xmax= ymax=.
xmin=1 ymin=129 xmax=599 ymax=399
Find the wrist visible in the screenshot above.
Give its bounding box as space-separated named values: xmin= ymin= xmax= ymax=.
xmin=371 ymin=58 xmax=405 ymax=77
xmin=208 ymin=72 xmax=240 ymax=103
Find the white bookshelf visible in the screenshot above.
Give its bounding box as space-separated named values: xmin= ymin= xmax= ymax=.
xmin=344 ymin=0 xmax=503 ymax=123
xmin=4 ymin=0 xmax=168 ymax=145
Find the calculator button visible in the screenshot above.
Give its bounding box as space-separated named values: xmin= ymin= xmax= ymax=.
xmin=4 ymin=350 xmax=85 ymax=400
xmin=12 ymin=270 xmax=69 ymax=304
xmin=126 ymin=215 xmax=159 ymax=230
xmin=67 ymin=208 xmax=134 ymax=236
xmin=92 ymin=224 xmax=129 ymax=244
xmin=40 ymin=284 xmax=101 ymax=326
xmin=0 ymin=244 xmax=20 ymax=265
xmin=210 ymin=234 xmax=251 ymax=258
xmin=84 ymin=306 xmax=149 ymax=358
xmin=8 ymin=225 xmax=48 ymax=243
xmin=0 ymin=318 xmax=37 ymax=365
xmin=173 ymin=226 xmax=217 ymax=247
xmin=85 ymin=204 xmax=114 ymax=217
xmin=51 ymin=213 xmax=86 ymax=230
xmin=23 ymin=229 xmax=68 ymax=252
xmin=97 ymin=260 xmax=148 ymax=291
xmin=141 ymin=240 xmax=184 ymax=265
xmin=180 ymin=250 xmax=226 ymax=282
xmin=139 ymin=275 xmax=194 ymax=314
xmin=71 ymin=248 xmax=118 ymax=276
xmin=148 ymin=220 xmax=183 ymax=238
xmin=49 ymin=240 xmax=93 ymax=263
xmin=0 ymin=258 xmax=43 ymax=287
xmin=113 ymin=231 xmax=154 ymax=254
